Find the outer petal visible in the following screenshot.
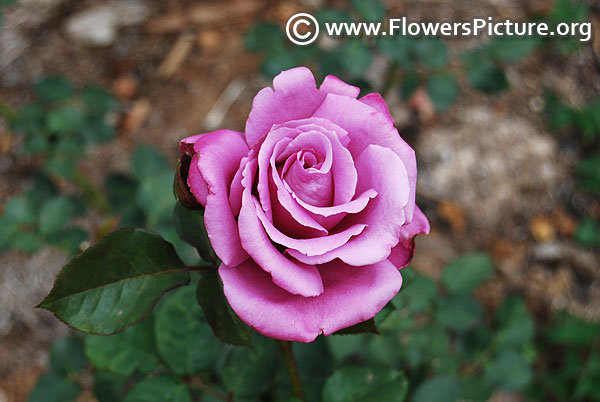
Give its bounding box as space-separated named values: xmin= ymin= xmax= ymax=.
xmin=388 ymin=206 xmax=430 ymax=269
xmin=287 ymin=145 xmax=410 ymax=266
xmin=187 ymin=153 xmax=208 ymax=206
xmin=196 ymin=130 xmax=250 ymax=267
xmin=238 ymin=158 xmax=324 ymax=297
xmin=245 ymin=68 xmax=362 ymax=148
xmin=179 ymin=133 xmax=204 ymax=154
xmin=219 ymin=258 xmax=402 ymax=342
xmin=245 ymin=67 xmax=323 ymax=148
xmin=312 ymin=93 xmax=418 ymax=222
xmin=359 ymin=93 xmax=393 ymax=121
xmin=320 ymin=75 xmax=361 ymax=98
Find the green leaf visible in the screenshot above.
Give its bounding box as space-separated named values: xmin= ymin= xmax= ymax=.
xmin=49 ymin=336 xmax=86 ymax=375
xmin=374 ymin=301 xmax=396 ymax=327
xmin=155 ymin=286 xmax=222 ymax=375
xmin=196 ymin=270 xmax=252 ymax=346
xmin=466 ymin=60 xmax=508 ymax=93
xmin=26 ymin=173 xmax=58 ymax=208
xmin=398 ymin=274 xmax=437 ymax=313
xmin=487 ymin=37 xmax=540 ymax=63
xmin=0 ymin=217 xmax=18 ymax=248
xmin=351 ymin=0 xmax=385 ymax=22
xmin=245 ymin=22 xmax=284 ymax=53
xmin=460 ymin=377 xmax=493 ymax=402
xmin=574 ymin=217 xmax=600 ymax=247
xmin=82 ymin=86 xmax=118 ymax=115
xmin=412 ymin=375 xmax=460 ymax=402
xmin=52 ymin=226 xmax=88 ymax=255
xmin=85 ymin=316 xmax=158 ymax=375
xmin=544 ymin=90 xmax=575 ymax=132
xmin=294 ymin=339 xmax=336 ymax=401
xmin=427 ymin=74 xmax=458 ymax=111
xmin=378 ymin=36 xmax=414 ymax=68
xmin=35 ymin=76 xmax=73 ymax=103
xmin=495 ymin=295 xmax=534 ymax=347
xmin=82 ymin=116 xmax=115 ymax=144
xmin=327 ymin=334 xmax=368 ymax=362
xmin=335 ymin=318 xmax=378 ymax=335
xmin=414 ymin=38 xmax=447 ymax=68
xmin=137 ymin=172 xmax=175 ymax=227
xmin=131 ymin=145 xmax=170 ymax=181
xmin=11 ymin=231 xmax=43 ymax=253
xmin=3 ymin=195 xmax=37 ymax=224
xmin=575 ymin=348 xmax=600 ymax=400
xmin=47 ymin=107 xmax=85 ymax=135
xmin=104 ymin=173 xmax=144 ymax=226
xmin=322 ymin=366 xmax=408 ymax=402
xmin=485 ymin=349 xmax=532 ymax=390
xmin=548 ymin=312 xmax=600 ymax=346
xmin=39 ymin=228 xmax=190 ymax=334
xmin=435 ymin=295 xmax=483 ymax=332
xmin=442 ymin=252 xmax=494 ymax=294
xmin=28 ymin=373 xmax=80 ymax=402
xmin=123 ymin=376 xmax=192 ymax=402
xmin=93 ymin=372 xmax=128 ymax=402
xmin=45 ymin=155 xmax=76 ymax=179
xmin=220 ymin=335 xmax=279 ymax=400
xmin=39 ymin=196 xmax=85 ymax=236
xmin=399 ymin=72 xmax=420 ymax=99
xmin=261 ymin=50 xmax=302 ymax=79
xmin=340 ymin=39 xmax=373 ymax=79
xmin=173 ymin=202 xmax=216 ymax=262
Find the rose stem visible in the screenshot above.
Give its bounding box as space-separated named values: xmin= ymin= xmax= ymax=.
xmin=277 ymin=340 xmax=307 ymax=401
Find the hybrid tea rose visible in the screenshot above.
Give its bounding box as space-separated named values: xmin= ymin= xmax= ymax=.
xmin=180 ymin=67 xmax=429 ymax=342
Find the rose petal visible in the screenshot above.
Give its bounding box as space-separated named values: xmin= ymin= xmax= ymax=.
xmin=388 ymin=206 xmax=430 ymax=268
xmin=238 ymin=158 xmax=324 ymax=297
xmin=287 ymin=145 xmax=410 ymax=266
xmin=196 ymin=130 xmax=250 ymax=267
xmin=255 ymin=195 xmax=367 ymax=256
xmin=245 ymin=67 xmax=322 ymax=148
xmin=277 ymin=117 xmax=350 ymax=147
xmin=269 ymin=122 xmax=359 ymax=229
xmin=187 ymin=153 xmax=208 ymax=206
xmin=245 ymin=69 xmax=363 ymax=148
xmin=179 ymin=133 xmax=204 ymax=155
xmin=312 ymin=93 xmax=418 ymax=222
xmin=359 ymin=93 xmax=393 ymax=121
xmin=229 ymin=154 xmax=252 ymax=216
xmin=219 ymin=258 xmax=402 ymax=342
xmin=280 ymin=131 xmax=334 ymax=207
xmin=320 ymin=75 xmax=361 ymax=98
xmin=269 ymin=135 xmax=329 ymax=235
xmin=257 ymin=126 xmax=298 ymax=220
xmin=288 ymin=187 xmax=378 ymax=229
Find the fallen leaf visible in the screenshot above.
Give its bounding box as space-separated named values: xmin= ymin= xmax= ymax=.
xmin=529 ymin=215 xmax=556 ymax=242
xmin=436 ymin=200 xmax=466 ymax=234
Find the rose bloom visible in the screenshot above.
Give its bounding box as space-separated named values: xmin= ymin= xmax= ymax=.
xmin=180 ymin=67 xmax=429 ymax=342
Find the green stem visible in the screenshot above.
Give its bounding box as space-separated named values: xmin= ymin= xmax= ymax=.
xmin=278 ymin=341 xmax=306 ymax=402
xmin=188 ymin=376 xmax=231 ymax=401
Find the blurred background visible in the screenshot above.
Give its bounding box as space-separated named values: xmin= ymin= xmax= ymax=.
xmin=0 ymin=0 xmax=599 ymax=401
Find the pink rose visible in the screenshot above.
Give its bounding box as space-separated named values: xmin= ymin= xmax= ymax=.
xmin=180 ymin=67 xmax=429 ymax=342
